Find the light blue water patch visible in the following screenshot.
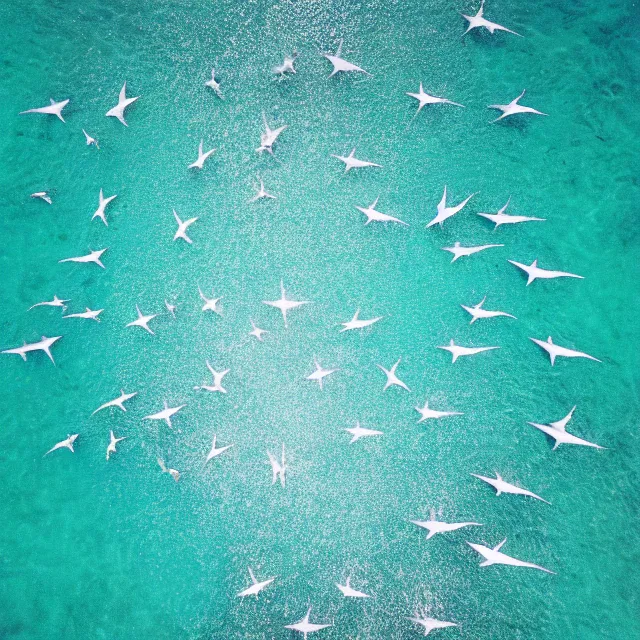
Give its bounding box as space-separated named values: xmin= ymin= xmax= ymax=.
xmin=0 ymin=0 xmax=638 ymax=638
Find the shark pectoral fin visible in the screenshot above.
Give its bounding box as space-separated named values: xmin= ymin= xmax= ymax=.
xmin=426 ymin=531 xmax=435 ymax=540
xmin=494 ymin=538 xmax=507 ymax=551
xmin=479 ymin=560 xmax=494 ymax=567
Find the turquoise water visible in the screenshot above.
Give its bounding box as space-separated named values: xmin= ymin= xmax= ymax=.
xmin=0 ymin=0 xmax=638 ymax=638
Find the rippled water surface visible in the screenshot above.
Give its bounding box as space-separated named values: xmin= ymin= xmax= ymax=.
xmin=0 ymin=0 xmax=638 ymax=638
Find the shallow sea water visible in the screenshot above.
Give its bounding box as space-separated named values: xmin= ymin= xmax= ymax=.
xmin=0 ymin=0 xmax=638 ymax=638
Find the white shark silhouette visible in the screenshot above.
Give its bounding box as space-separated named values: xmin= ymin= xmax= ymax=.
xmin=527 ymin=406 xmax=605 ymax=450
xmin=20 ymin=98 xmax=69 ymax=122
xmin=467 ymin=539 xmax=555 ymax=574
xmin=2 ymin=335 xmax=61 ymax=364
xmin=106 ymin=81 xmax=139 ymax=126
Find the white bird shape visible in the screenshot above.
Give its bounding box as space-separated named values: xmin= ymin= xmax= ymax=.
xmin=306 ymin=360 xmax=338 ymax=390
xmin=205 ymin=68 xmax=223 ymax=97
xmin=345 ymin=421 xmax=383 ymax=444
xmin=477 ymin=198 xmax=545 ymax=228
xmin=442 ymin=242 xmax=503 ymax=262
xmin=356 ymin=196 xmax=409 ymax=226
xmin=106 ymin=81 xmax=139 ymax=126
xmin=489 ymin=90 xmax=547 ymax=122
xmin=20 ymin=98 xmax=69 ymax=122
xmin=90 ymin=189 xmax=117 ymax=226
xmin=426 ymin=186 xmax=476 ymax=228
xmin=274 ymin=52 xmax=298 ymax=76
xmin=144 ymin=401 xmax=186 ymax=428
xmin=377 ymin=358 xmax=410 ymax=392
xmin=284 ymin=607 xmax=332 ymax=639
xmin=45 ymin=434 xmax=78 ymax=456
xmin=82 ymin=129 xmax=99 ymax=148
xmin=204 ymin=435 xmax=233 ymax=464
xmin=29 ymin=295 xmax=69 ymax=311
xmin=172 ymin=209 xmax=198 ymax=244
xmin=267 ymin=444 xmax=287 ymax=487
xmin=530 ymin=336 xmax=601 ymax=366
xmin=331 ymin=148 xmax=381 ymax=172
xmin=407 ymin=83 xmax=464 ymax=112
xmin=249 ymin=320 xmax=267 ymax=341
xmin=461 ymin=0 xmax=522 ymax=36
xmin=92 ymin=390 xmax=138 ymax=416
xmin=527 ymin=406 xmax=605 ymax=450
xmin=340 ymin=309 xmax=382 ymax=332
xmin=31 ymin=191 xmax=52 ymax=204
xmin=409 ymin=610 xmax=458 ymax=636
xmin=106 ymin=431 xmax=126 ymax=461
xmin=59 ymin=248 xmax=107 ymax=269
xmin=158 ymin=458 xmax=180 ymax=482
xmin=63 ymin=307 xmax=103 ymax=322
xmin=256 ymin=113 xmax=287 ymax=154
xmin=467 ymin=539 xmax=555 ymax=574
xmin=165 ymin=300 xmax=177 ymax=317
xmin=126 ymin=305 xmax=157 ymax=335
xmin=249 ymin=178 xmax=276 ymax=202
xmin=471 ymin=472 xmax=551 ymax=504
xmin=412 ymin=517 xmax=481 ymax=539
xmin=336 ymin=576 xmax=371 ymax=598
xmin=263 ymin=281 xmax=310 ymax=328
xmin=323 ymin=39 xmax=371 ymax=78
xmin=415 ymin=399 xmax=463 ymax=422
xmin=2 ymin=335 xmax=61 ymax=364
xmin=508 ymin=259 xmax=584 ymax=285
xmin=199 ymin=287 xmax=223 ymax=315
xmin=237 ymin=568 xmax=275 ymax=597
xmin=194 ymin=361 xmax=229 ymax=393
xmin=437 ymin=339 xmax=499 ymax=363
xmin=461 ymin=297 xmax=516 ymax=324
xmin=188 ymin=140 xmax=216 ymax=169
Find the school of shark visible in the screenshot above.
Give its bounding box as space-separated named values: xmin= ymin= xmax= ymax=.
xmin=4 ymin=2 xmax=609 ymax=637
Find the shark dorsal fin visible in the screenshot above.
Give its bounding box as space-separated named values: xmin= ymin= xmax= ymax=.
xmin=547 ymin=336 xmax=553 ymax=344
